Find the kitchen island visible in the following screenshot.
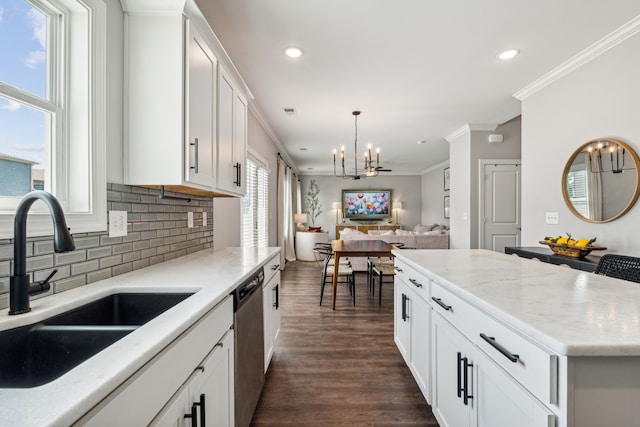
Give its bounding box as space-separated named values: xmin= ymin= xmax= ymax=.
xmin=0 ymin=246 xmax=280 ymax=427
xmin=393 ymin=249 xmax=640 ymax=427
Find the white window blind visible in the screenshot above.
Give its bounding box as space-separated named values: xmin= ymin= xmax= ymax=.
xmin=567 ymin=169 xmax=589 ymax=217
xmin=241 ymin=157 xmax=269 ymax=247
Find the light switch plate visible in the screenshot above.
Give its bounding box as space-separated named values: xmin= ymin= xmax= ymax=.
xmin=546 ymin=212 xmax=559 ymax=224
xmin=203 ymin=212 xmax=207 ymax=227
xmin=188 ymin=211 xmax=194 ymax=229
xmin=109 ymin=211 xmax=128 ymax=237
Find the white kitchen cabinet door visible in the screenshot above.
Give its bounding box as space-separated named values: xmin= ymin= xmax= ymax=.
xmin=186 ymin=23 xmax=216 ymax=188
xmin=410 ymin=293 xmax=431 ymax=402
xmin=216 ymin=67 xmax=247 ymax=196
xmin=431 ymin=313 xmax=473 ymax=427
xmin=196 ymin=330 xmax=235 ymax=427
xmin=232 ymin=93 xmax=247 ymax=195
xmin=263 ymin=270 xmax=281 ymax=370
xmin=150 ymin=372 xmax=197 ymax=427
xmin=474 ymin=348 xmax=555 ymax=427
xmin=394 ymin=279 xmax=411 ymax=364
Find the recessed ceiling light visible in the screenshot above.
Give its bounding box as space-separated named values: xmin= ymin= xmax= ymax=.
xmin=307 ymin=167 xmax=313 ymax=170
xmin=284 ymin=47 xmax=303 ymax=58
xmin=300 ymin=148 xmax=308 ymax=151
xmin=283 ymin=107 xmax=296 ymax=115
xmin=498 ymin=49 xmax=520 ymax=60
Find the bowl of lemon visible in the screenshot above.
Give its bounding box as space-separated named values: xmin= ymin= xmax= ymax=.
xmin=539 ymin=233 xmax=606 ymax=258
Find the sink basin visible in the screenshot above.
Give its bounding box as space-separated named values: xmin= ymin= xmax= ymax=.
xmin=0 ymin=292 xmax=193 ymax=388
xmin=43 ymin=292 xmax=193 ymax=326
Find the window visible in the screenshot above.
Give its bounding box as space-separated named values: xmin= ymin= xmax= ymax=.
xmin=566 ymin=168 xmax=589 ymax=217
xmin=241 ymin=155 xmax=269 ymax=248
xmin=0 ymin=0 xmax=106 ymax=238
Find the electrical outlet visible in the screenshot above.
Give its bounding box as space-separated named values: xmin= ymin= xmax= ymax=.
xmin=203 ymin=212 xmax=207 ymax=227
xmin=188 ymin=211 xmax=194 ymax=229
xmin=109 ymin=211 xmax=128 ymax=237
xmin=546 ymin=212 xmax=559 ymax=224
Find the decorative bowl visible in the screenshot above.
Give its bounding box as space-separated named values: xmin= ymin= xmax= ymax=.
xmin=539 ymin=241 xmax=607 ymax=259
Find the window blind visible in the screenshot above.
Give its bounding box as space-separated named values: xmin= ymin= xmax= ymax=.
xmin=241 ymin=157 xmax=269 ymax=247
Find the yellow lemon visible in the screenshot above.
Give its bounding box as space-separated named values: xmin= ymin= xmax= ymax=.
xmin=567 ymin=239 xmax=576 ymax=246
xmin=556 ymin=237 xmax=568 ymax=245
xmin=575 ymin=239 xmax=590 ymax=247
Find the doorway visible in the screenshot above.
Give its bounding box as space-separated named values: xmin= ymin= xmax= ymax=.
xmin=479 ymin=159 xmax=521 ymax=253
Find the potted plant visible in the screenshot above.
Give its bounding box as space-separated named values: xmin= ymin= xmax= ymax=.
xmin=304 ymin=179 xmax=322 ymax=231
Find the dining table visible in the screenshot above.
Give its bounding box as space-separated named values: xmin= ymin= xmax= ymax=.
xmin=330 ymin=239 xmax=396 ymax=310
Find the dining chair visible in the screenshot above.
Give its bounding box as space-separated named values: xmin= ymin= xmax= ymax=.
xmin=314 ymin=247 xmax=355 ymax=306
xmin=594 ymin=254 xmax=640 ymax=283
xmin=371 ymin=263 xmax=395 ymax=305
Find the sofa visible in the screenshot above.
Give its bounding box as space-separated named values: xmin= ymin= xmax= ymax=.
xmin=339 ymin=225 xmax=449 ymax=271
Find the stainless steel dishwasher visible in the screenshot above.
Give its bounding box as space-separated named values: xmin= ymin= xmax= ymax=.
xmin=232 ymin=267 xmax=265 ymax=427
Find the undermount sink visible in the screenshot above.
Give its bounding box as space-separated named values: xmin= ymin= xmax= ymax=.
xmin=0 ymin=292 xmax=193 ymax=388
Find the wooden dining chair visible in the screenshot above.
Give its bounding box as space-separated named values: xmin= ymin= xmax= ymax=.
xmin=314 ymin=247 xmax=355 ymax=306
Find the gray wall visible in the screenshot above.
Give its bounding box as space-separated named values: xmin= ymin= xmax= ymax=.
xmin=0 ymin=184 xmax=213 ymax=310
xmin=298 ymin=174 xmax=422 ymax=240
xmin=448 ymin=117 xmax=522 ymax=249
xmin=521 ymin=31 xmax=640 ymax=255
xmin=421 ymin=161 xmax=450 ymax=226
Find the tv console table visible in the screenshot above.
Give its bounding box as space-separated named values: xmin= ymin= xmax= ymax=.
xmin=335 ymin=224 xmax=400 ymax=239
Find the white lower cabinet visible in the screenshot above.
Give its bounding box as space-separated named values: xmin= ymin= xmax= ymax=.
xmin=76 ymin=296 xmax=234 ymax=426
xmin=432 ymin=313 xmax=555 ymax=427
xmin=263 ymin=263 xmax=281 ymax=371
xmin=152 ymin=329 xmax=234 ymax=427
xmin=394 ymin=276 xmax=431 ymax=402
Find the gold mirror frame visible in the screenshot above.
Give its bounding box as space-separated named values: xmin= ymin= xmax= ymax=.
xmin=562 ymin=138 xmax=640 ymax=223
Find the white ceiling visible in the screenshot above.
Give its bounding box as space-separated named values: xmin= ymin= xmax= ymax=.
xmin=196 ymin=1 xmax=640 ymax=175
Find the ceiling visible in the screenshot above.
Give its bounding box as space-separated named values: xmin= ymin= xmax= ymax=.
xmin=196 ymin=1 xmax=640 ymax=175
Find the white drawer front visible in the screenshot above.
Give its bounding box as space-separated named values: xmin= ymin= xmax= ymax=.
xmin=263 ymin=254 xmax=281 ymax=284
xmin=394 ymin=258 xmax=429 ymax=300
xmin=430 ymin=281 xmax=557 ymax=406
xmin=472 ymin=307 xmax=558 ymax=406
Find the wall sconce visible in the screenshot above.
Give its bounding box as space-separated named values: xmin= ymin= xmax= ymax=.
xmin=294 ymin=213 xmax=308 ymax=231
xmin=393 ymin=201 xmax=404 ymax=224
xmin=332 ymin=201 xmax=342 ymax=224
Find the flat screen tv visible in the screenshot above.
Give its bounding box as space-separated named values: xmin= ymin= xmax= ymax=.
xmin=342 ymin=189 xmax=392 ymax=220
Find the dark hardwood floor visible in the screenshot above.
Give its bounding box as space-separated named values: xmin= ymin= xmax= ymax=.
xmin=251 ymin=260 xmax=439 ymax=426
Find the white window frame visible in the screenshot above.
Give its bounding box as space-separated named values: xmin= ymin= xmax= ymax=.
xmin=241 ymin=150 xmax=269 ymax=248
xmin=0 ymin=0 xmax=106 ymax=239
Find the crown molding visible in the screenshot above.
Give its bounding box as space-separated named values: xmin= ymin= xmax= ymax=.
xmin=445 ymin=124 xmax=498 ymax=142
xmin=420 ymin=160 xmax=450 ymax=176
xmin=248 ymin=102 xmax=299 ymax=174
xmin=514 ymin=15 xmax=640 ymax=101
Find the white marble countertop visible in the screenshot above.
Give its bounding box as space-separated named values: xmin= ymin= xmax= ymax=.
xmin=393 ymin=249 xmax=640 ymax=357
xmin=0 ymin=246 xmax=280 ymax=427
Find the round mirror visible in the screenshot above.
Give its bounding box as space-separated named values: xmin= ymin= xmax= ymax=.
xmin=562 ymin=138 xmax=640 ymax=223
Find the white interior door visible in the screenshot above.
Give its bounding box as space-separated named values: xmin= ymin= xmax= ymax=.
xmin=480 ymin=160 xmax=521 ymax=253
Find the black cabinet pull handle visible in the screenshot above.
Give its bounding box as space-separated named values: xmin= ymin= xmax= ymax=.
xmin=271 ymin=264 xmax=280 ymax=270
xmin=194 ymin=394 xmax=205 ymax=427
xmin=463 ymin=356 xmax=473 ymax=405
xmin=480 ymin=333 xmax=520 ymax=363
xmin=408 ymin=278 xmax=423 ymax=288
xmin=432 ymin=297 xmax=452 ymax=311
xmin=184 ymin=403 xmax=197 ymax=427
xmin=190 ymin=138 xmax=199 ymax=173
xmin=401 ymin=293 xmax=408 ymax=321
xmin=234 ymin=162 xmax=242 ymax=186
xmin=457 ymin=352 xmax=463 ymax=398
xmin=274 ymin=284 xmax=279 ymax=309
xmin=394 ymin=266 xmax=403 ymax=272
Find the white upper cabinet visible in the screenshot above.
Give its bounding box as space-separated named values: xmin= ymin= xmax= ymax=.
xmin=121 ymin=0 xmax=251 ymax=197
xmin=186 ymin=23 xmax=216 ymax=188
xmin=216 ymin=68 xmax=247 ymax=196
